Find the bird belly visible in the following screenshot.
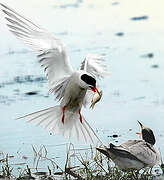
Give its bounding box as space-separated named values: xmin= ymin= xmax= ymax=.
xmin=62 ymin=86 xmax=87 ymax=112
xmin=114 ymin=157 xmax=144 ymax=170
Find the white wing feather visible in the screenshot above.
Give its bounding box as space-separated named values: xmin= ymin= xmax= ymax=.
xmin=18 ymin=105 xmax=103 ymax=145
xmin=81 ymin=54 xmax=110 ymax=79
xmin=0 ymin=3 xmax=73 ymax=93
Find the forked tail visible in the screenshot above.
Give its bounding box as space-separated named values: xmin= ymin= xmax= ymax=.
xmin=18 ymin=105 xmax=102 ymax=145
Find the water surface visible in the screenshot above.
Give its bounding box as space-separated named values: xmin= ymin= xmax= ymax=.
xmin=0 ymin=0 xmax=164 ymax=174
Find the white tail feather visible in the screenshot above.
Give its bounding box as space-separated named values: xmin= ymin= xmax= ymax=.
xmin=18 ymin=106 xmax=102 ymax=145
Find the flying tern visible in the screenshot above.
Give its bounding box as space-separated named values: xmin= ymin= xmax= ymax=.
xmin=0 ymin=3 xmax=109 ymax=144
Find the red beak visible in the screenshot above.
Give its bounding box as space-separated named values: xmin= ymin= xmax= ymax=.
xmin=90 ymin=86 xmax=100 ymax=95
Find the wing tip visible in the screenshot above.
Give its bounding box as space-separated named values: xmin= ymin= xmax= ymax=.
xmin=0 ymin=3 xmax=6 ymax=9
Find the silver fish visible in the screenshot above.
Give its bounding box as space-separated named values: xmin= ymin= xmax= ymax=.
xmin=90 ymin=90 xmax=102 ymax=109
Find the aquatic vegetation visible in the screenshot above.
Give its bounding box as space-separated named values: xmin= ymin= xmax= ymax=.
xmin=0 ymin=144 xmax=163 ymax=179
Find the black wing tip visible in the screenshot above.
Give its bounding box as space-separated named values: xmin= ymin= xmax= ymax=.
xmin=0 ymin=3 xmax=6 ymax=8
xmin=110 ymin=143 xmax=116 ymax=149
xmin=2 ymin=9 xmax=7 ymax=14
xmin=0 ymin=3 xmax=10 ymax=12
xmin=5 ymin=16 xmax=10 ymax=20
xmin=96 ymin=146 xmax=111 ymax=157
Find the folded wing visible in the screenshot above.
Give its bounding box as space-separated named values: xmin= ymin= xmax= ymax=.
xmin=121 ymin=140 xmax=161 ymax=166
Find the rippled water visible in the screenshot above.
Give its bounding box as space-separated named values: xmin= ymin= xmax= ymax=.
xmin=0 ymin=0 xmax=164 ymax=174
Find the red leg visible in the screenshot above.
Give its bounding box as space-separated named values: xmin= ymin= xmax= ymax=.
xmin=78 ymin=109 xmax=83 ymax=123
xmin=62 ymin=106 xmax=66 ymax=124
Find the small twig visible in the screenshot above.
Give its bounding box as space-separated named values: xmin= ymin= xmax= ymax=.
xmin=65 ymin=167 xmax=83 ymax=180
xmin=44 ymin=156 xmax=63 ymax=172
xmin=48 ymin=166 xmax=51 ymax=176
xmin=94 ymin=159 xmax=107 ymax=173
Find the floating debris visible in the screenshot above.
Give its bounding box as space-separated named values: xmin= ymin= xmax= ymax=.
xmin=14 ymin=75 xmax=46 ymax=84
xmin=5 ymin=48 xmax=30 ymax=55
xmin=13 ymin=89 xmax=20 ymax=92
xmin=56 ymin=31 xmax=68 ymax=36
xmin=25 ymin=91 xmax=38 ymax=96
xmin=133 ymin=96 xmax=146 ymax=101
xmin=112 ymin=134 xmax=119 ymax=138
xmin=22 ymin=155 xmax=28 ymax=160
xmin=131 ymin=15 xmax=149 ymax=21
xmin=56 ymin=0 xmax=83 ymax=9
xmin=108 ymin=134 xmax=119 ymax=138
xmin=112 ymin=2 xmax=120 ymax=6
xmin=141 ymin=53 xmax=154 ymax=58
xmin=60 ymin=4 xmax=79 ymax=8
xmin=115 ymin=32 xmax=124 ymax=36
xmin=151 ymin=64 xmax=159 ymax=68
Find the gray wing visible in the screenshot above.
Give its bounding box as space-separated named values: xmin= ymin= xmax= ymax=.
xmin=80 ymin=54 xmax=110 ymax=79
xmin=0 ymin=3 xmax=73 ymax=99
xmin=120 ymin=140 xmax=141 ymax=149
xmin=120 ymin=140 xmax=161 ymax=166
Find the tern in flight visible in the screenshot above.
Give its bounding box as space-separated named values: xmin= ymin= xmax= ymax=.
xmin=1 ymin=3 xmax=109 ymax=144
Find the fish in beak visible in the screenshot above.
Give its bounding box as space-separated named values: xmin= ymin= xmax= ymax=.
xmin=90 ymin=90 xmax=102 ymax=109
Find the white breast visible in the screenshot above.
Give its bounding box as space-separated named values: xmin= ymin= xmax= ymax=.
xmin=61 ymin=73 xmax=87 ymax=111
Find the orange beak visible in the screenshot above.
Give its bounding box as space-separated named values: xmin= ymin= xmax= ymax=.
xmin=136 ymin=132 xmax=142 ymax=135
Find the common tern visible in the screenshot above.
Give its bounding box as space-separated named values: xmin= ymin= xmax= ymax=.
xmin=97 ymin=121 xmax=161 ymax=170
xmin=0 ymin=3 xmax=109 ymax=144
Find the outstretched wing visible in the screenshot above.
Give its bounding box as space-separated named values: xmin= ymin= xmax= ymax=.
xmin=0 ymin=3 xmax=73 ymax=95
xmin=80 ymin=54 xmax=110 ymax=79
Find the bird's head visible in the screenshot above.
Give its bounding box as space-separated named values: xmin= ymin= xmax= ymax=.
xmin=79 ymin=72 xmax=100 ymax=94
xmin=137 ymin=120 xmax=156 ymax=145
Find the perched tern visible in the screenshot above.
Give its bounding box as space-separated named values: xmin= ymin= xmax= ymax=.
xmin=97 ymin=121 xmax=161 ymax=170
xmin=0 ymin=3 xmax=109 ymax=144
